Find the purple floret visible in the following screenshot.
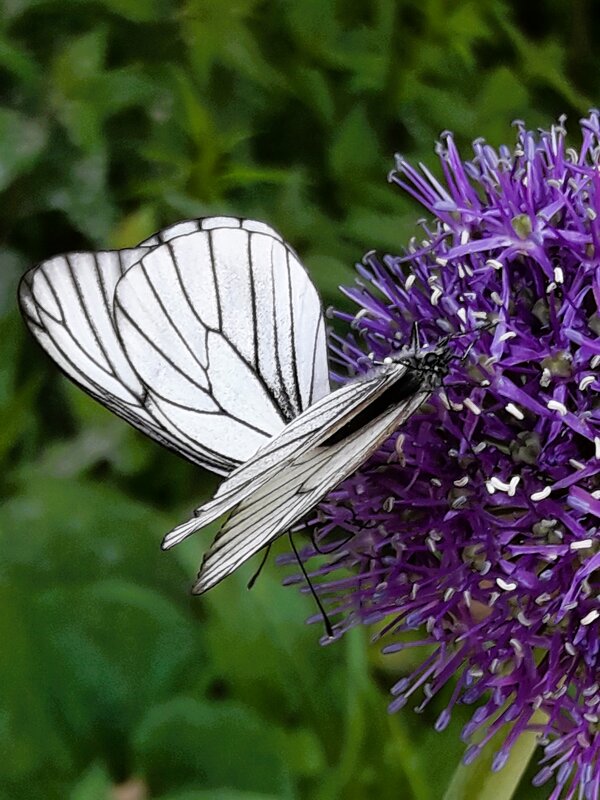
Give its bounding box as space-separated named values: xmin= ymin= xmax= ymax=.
xmin=298 ymin=114 xmax=600 ymax=798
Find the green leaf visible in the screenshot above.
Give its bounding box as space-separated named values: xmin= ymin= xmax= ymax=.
xmin=68 ymin=764 xmax=112 ymax=800
xmin=303 ymin=253 xmax=354 ymax=301
xmin=329 ymin=105 xmax=380 ymax=181
xmin=285 ymin=0 xmax=339 ymax=61
xmin=96 ymin=0 xmax=171 ymax=22
xmin=0 ymin=249 xmax=26 ymax=317
xmin=0 ymin=108 xmax=46 ymax=191
xmin=49 ymin=29 xmax=156 ymax=154
xmin=182 ymin=0 xmax=283 ymax=88
xmin=475 ymin=68 xmax=529 ymax=127
xmin=281 ymin=728 xmax=325 ymax=779
xmin=0 ymin=315 xmax=41 ymax=462
xmin=44 ymin=152 xmax=116 ymax=242
xmin=133 ymin=697 xmax=293 ymax=797
xmin=109 ymin=206 xmax=159 ymax=249
xmin=1 ymin=475 xmax=180 ymax=590
xmin=0 ymin=33 xmax=40 ymax=85
xmin=0 ymin=314 xmax=23 ymax=405
xmin=0 ymin=583 xmax=71 ymax=783
xmin=200 ymin=563 xmax=345 ymax=739
xmin=158 ymin=790 xmax=281 ymax=800
xmin=35 ymin=579 xmax=199 ymax=742
xmin=290 ymin=67 xmax=334 ymax=126
xmin=0 ymin=377 xmax=40 ymax=463
xmin=498 ymin=16 xmax=592 ymax=110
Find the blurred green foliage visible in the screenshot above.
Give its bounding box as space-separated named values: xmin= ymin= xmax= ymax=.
xmin=0 ymin=0 xmax=596 ymax=797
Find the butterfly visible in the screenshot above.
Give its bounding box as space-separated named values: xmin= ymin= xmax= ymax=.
xmin=19 ymin=216 xmax=453 ymax=595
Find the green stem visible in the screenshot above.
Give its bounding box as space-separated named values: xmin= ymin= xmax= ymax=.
xmin=442 ymin=711 xmax=546 ymax=800
xmin=314 ymin=627 xmax=367 ymax=800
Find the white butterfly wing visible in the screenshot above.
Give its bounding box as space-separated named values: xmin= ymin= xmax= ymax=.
xmin=113 ymin=226 xmax=329 ymax=466
xmin=193 ymin=388 xmax=431 ymax=593
xmin=20 ymin=217 xmax=329 ymax=474
xmin=138 ymin=216 xmax=287 ymax=247
xmin=19 ymin=247 xmax=209 ymax=465
xmin=161 ymin=362 xmax=411 ymax=548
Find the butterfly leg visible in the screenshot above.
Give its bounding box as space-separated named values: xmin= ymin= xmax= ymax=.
xmin=247 ymin=544 xmax=272 ymax=590
xmin=288 ymin=532 xmax=334 ymax=638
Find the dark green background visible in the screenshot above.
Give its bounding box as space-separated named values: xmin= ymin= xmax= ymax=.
xmin=1 ymin=2 xmax=596 ymax=798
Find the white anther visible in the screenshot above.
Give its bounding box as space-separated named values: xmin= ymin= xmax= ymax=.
xmin=531 ymin=487 xmax=552 ymax=502
xmin=431 ymin=287 xmax=443 ymax=306
xmin=507 ymin=476 xmax=521 ymax=497
xmin=383 ymin=497 xmax=395 ymax=513
xmin=505 ymin=403 xmax=524 ymax=420
xmin=570 ymin=540 xmax=593 ymax=551
xmin=547 ymin=399 xmax=568 ymax=416
xmin=464 ymin=398 xmax=481 ymax=415
xmin=582 ymin=610 xmax=600 ymax=626
xmin=579 ymin=375 xmax=595 ymax=390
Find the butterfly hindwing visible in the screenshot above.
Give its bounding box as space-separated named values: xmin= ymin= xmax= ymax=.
xmin=19 ymin=247 xmax=209 ymax=466
xmin=20 ymin=217 xmax=329 ymax=474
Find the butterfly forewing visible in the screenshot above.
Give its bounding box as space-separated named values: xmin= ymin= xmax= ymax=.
xmin=161 ymin=361 xmax=412 ymax=549
xmin=193 ymin=388 xmax=431 ymax=593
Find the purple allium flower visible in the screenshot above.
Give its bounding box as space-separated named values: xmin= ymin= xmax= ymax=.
xmin=304 ymin=114 xmax=600 ymax=798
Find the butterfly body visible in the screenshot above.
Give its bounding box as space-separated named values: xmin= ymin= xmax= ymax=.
xmin=19 ymin=216 xmax=450 ymax=593
xmin=323 ymin=347 xmax=449 ymax=447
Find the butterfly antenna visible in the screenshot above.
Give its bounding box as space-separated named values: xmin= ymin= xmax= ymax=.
xmin=460 ymin=336 xmax=478 ymax=363
xmin=288 ymin=532 xmax=334 ymax=638
xmin=247 ymin=545 xmax=271 ymax=590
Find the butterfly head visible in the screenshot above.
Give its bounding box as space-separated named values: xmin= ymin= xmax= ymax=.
xmin=415 ymin=345 xmax=453 ymax=389
xmin=389 ymin=318 xmax=495 ymax=391
xmin=392 ymin=344 xmax=453 ymax=392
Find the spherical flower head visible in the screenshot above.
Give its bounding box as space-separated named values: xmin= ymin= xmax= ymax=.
xmin=310 ymin=114 xmax=600 ymax=798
